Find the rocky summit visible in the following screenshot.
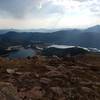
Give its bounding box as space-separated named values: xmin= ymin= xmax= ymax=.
xmin=0 ymin=54 xmax=100 ymax=100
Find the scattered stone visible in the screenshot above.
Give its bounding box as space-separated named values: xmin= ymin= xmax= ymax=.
xmin=0 ymin=55 xmax=100 ymax=100
xmin=50 ymin=86 xmax=63 ymax=96
xmin=6 ymin=68 xmax=17 ymax=74
xmin=34 ymin=72 xmax=40 ymax=78
xmin=19 ymin=86 xmax=45 ymax=99
xmin=40 ymin=77 xmax=51 ymax=84
xmin=0 ymin=82 xmax=20 ymax=100
xmin=81 ymin=87 xmax=92 ymax=93
xmin=45 ymin=65 xmax=56 ymax=71
xmin=45 ymin=70 xmax=63 ymax=77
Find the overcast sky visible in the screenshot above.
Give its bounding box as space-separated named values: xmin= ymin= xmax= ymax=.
xmin=0 ymin=0 xmax=100 ymax=29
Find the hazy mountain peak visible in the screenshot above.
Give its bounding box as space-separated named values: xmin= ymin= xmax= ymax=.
xmin=86 ymin=25 xmax=100 ymax=33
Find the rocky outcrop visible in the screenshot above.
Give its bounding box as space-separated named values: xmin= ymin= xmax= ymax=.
xmin=0 ymin=82 xmax=20 ymax=100
xmin=0 ymin=55 xmax=100 ymax=99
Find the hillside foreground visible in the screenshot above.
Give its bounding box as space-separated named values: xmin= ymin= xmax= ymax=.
xmin=0 ymin=54 xmax=100 ymax=100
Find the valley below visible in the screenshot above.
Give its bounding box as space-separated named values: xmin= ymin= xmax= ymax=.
xmin=0 ymin=27 xmax=100 ymax=100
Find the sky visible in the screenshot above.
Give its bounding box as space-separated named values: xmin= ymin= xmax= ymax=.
xmin=0 ymin=0 xmax=100 ymax=29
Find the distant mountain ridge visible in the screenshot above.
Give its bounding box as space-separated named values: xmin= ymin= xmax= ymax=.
xmin=0 ymin=25 xmax=100 ymax=34
xmin=85 ymin=25 xmax=100 ymax=33
xmin=0 ymin=25 xmax=100 ymax=49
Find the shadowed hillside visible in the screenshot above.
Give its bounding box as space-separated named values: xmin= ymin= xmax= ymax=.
xmin=0 ymin=27 xmax=100 ymax=49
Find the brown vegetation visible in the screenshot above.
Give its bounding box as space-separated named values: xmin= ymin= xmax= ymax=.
xmin=0 ymin=54 xmax=100 ymax=100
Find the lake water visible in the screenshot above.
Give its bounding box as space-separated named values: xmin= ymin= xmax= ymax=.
xmin=8 ymin=48 xmax=35 ymax=59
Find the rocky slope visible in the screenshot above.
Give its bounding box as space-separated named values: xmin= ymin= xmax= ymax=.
xmin=0 ymin=54 xmax=100 ymax=100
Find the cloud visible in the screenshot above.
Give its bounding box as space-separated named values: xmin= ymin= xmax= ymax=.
xmin=0 ymin=0 xmax=41 ymax=18
xmin=73 ymin=0 xmax=89 ymax=2
xmin=0 ymin=0 xmax=65 ymax=19
xmin=0 ymin=0 xmax=100 ymax=28
xmin=0 ymin=0 xmax=100 ymax=19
